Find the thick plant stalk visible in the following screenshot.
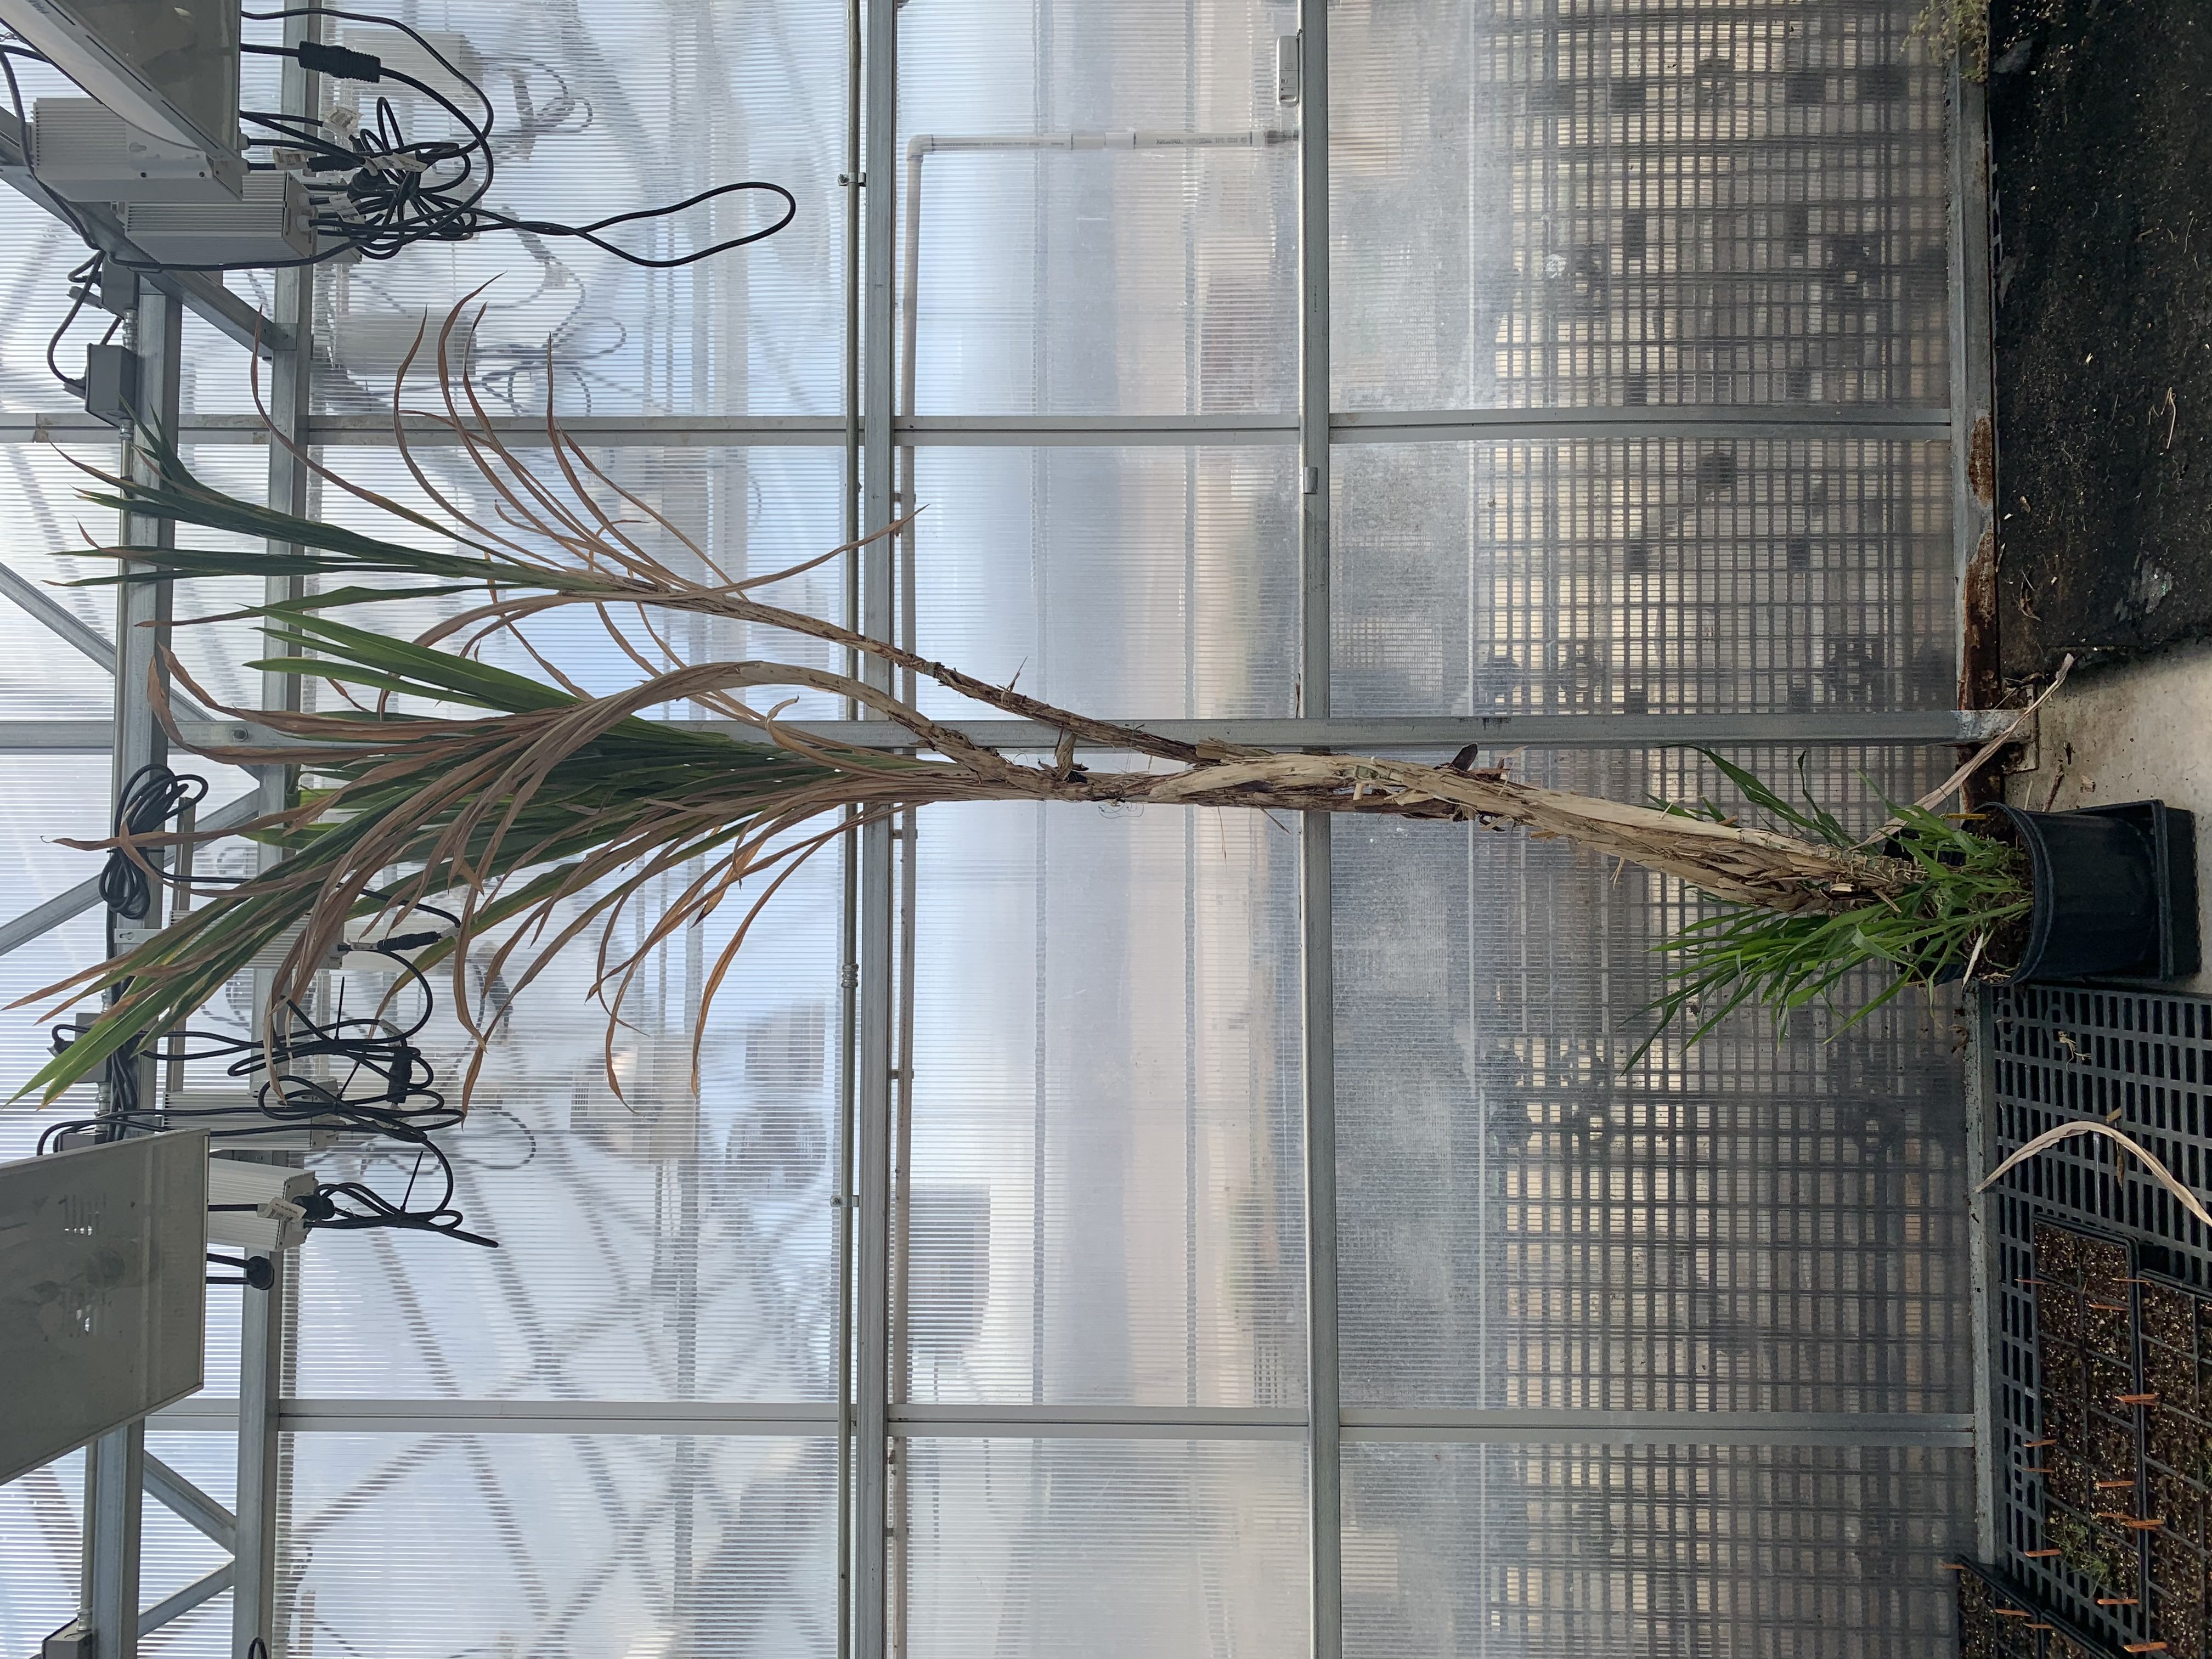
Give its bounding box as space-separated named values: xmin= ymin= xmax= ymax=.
xmin=1117 ymin=754 xmax=1912 ymax=911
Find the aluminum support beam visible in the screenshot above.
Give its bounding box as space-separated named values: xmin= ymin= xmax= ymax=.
xmin=73 ymin=261 xmax=187 ymax=1659
xmin=853 ymin=1 xmax=899 ymax=1654
xmin=142 ymin=1396 xmax=1974 ymax=1447
xmin=233 ymin=31 xmax=319 ymax=1654
xmin=1329 ymin=405 xmax=1952 ymax=442
xmin=836 ymin=5 xmax=863 ymax=1654
xmin=1333 ymin=1409 xmax=1977 ymax=1447
xmin=0 ymin=405 xmax=1955 ymax=449
xmin=232 ymin=1267 xmax=286 ymax=1659
xmin=1295 ymin=6 xmax=1341 ymax=1657
xmin=113 ymin=289 xmax=180 ymax=815
xmin=67 ymin=283 xmax=183 ymax=1659
xmin=893 ymin=1410 xmax=1976 ymax=1448
xmin=82 ymin=1425 xmax=145 ymax=1659
xmin=142 ymin=1455 xmax=238 ymax=1553
xmin=139 ymin=1566 xmax=235 ymax=1639
xmin=0 ymin=560 xmax=117 ymax=674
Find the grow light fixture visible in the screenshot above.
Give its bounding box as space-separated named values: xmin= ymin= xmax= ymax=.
xmin=0 ymin=0 xmax=243 ymax=187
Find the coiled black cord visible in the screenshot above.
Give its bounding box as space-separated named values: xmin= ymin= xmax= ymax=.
xmin=95 ymin=10 xmax=796 ymax=272
xmin=50 ymin=873 xmax=504 ymax=1248
xmin=100 ymin=764 xmax=212 ymax=928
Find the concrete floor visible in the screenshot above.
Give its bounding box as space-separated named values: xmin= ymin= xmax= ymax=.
xmin=2001 ymin=639 xmax=2212 ymax=994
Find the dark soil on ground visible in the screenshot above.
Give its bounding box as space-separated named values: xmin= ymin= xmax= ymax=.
xmin=1988 ymin=0 xmax=2212 ymax=676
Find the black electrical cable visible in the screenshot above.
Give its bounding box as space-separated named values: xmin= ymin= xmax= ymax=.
xmin=241 ymin=7 xmax=496 ymax=128
xmin=206 ymin=1252 xmax=276 ymax=1288
xmin=110 ymin=51 xmax=498 ymax=272
xmin=47 ymin=872 xmax=500 ymax=1246
xmin=464 ymin=181 xmax=798 ymax=269
xmin=65 ymin=765 xmax=212 ymax=1138
xmin=20 ymin=15 xmax=656 ymax=289
xmin=100 ymin=764 xmax=212 ymax=927
xmin=8 ymin=35 xmax=127 ymax=401
xmin=100 ymin=14 xmax=798 ymax=272
xmin=44 ymin=252 xmax=110 ymax=395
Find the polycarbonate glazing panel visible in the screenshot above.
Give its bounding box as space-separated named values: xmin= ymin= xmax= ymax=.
xmin=296 ymin=444 xmax=850 ymax=715
xmin=2 ymin=916 xmax=108 ymax=1165
xmin=247 ymin=448 xmax=843 ymax=1401
xmin=0 ymin=187 xmax=95 ymax=417
xmin=1330 ymin=0 xmax=1950 ymax=410
xmin=902 ymin=1438 xmax=1308 ymax=1659
xmin=1331 ymin=437 xmax=1955 ymax=716
xmin=904 ymin=802 xmax=1305 ymax=1408
xmin=1335 ymin=746 xmax=1973 ymax=1414
xmin=3 ymin=756 xmax=131 ymax=909
xmin=1341 ymin=1442 xmax=1970 ymax=1657
xmin=310 ymin=0 xmax=846 ymax=420
xmin=178 ymin=310 xmax=263 ymax=415
xmin=898 ymin=2 xmax=1296 ymax=416
xmin=281 ymin=1434 xmax=836 ymax=1657
xmin=165 ymin=442 xmax=284 ymax=714
xmin=0 ymin=439 xmax=279 ymax=715
xmin=0 ymin=439 xmax=122 ymax=718
xmin=911 ymin=446 xmax=1299 ymax=720
xmin=0 ymin=1447 xmax=78 ymax=1656
xmin=135 ymin=1465 xmax=234 ymax=1659
xmin=0 ymin=1440 xmax=241 ymax=1659
xmin=283 ymin=836 xmax=843 ymax=1400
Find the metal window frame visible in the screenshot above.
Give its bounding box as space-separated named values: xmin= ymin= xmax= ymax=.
xmin=1 ymin=405 xmax=1953 ymax=450
xmin=144 ymin=1396 xmax=1974 ymax=1450
xmin=0 ymin=9 xmax=1993 ymax=1659
xmin=833 ymin=8 xmax=1979 ymax=1656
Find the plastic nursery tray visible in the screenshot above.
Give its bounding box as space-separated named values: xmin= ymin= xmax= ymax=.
xmin=2029 ymin=1220 xmax=2212 ymax=1657
xmin=1952 ymin=1558 xmax=2122 ymax=1657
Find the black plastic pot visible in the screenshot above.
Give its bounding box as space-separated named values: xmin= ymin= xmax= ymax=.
xmin=1994 ymin=800 xmax=2199 ymax=983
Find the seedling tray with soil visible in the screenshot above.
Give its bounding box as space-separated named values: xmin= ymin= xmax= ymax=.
xmin=1954 ymin=1558 xmax=2123 ymax=1657
xmin=2030 ymin=1220 xmax=2212 ymax=1655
